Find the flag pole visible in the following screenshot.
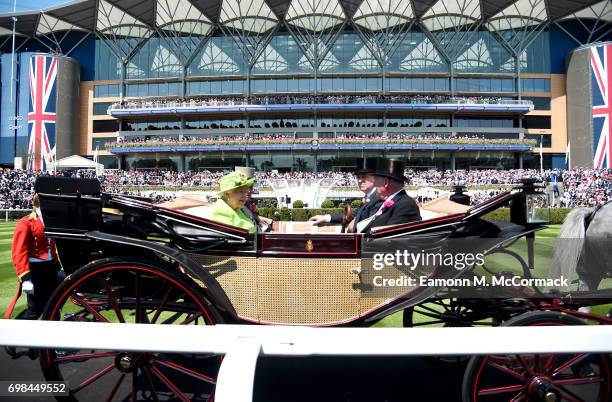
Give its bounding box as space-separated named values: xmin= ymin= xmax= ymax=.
xmin=539 ymin=135 xmax=543 ymax=174
xmin=10 ymin=0 xmax=17 ymax=163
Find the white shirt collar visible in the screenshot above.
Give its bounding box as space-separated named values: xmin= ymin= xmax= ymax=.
xmin=35 ymin=208 xmax=44 ymax=226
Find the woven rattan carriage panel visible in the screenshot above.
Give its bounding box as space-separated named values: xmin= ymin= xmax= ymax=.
xmin=191 ymin=255 xmax=259 ymax=321
xmin=255 ymin=258 xmax=361 ymax=325
xmin=191 ymin=254 xmax=428 ymax=325
xmin=358 ymin=258 xmax=425 ymax=314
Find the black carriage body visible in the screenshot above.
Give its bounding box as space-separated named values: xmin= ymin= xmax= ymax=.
xmin=37 ymin=177 xmax=548 ymax=327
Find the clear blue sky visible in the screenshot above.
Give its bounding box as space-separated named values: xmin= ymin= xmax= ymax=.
xmin=0 ymin=0 xmax=72 ymax=13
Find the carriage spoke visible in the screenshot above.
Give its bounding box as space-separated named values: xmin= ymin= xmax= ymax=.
xmin=105 ymin=373 xmax=125 ymax=402
xmin=543 ymin=355 xmax=556 ymax=373
xmin=556 ymin=387 xmax=584 ymax=402
xmin=487 ymin=361 xmax=528 ymax=382
xmin=414 ymin=304 xmax=443 ymax=315
xmin=161 ymin=311 xmax=184 ymax=325
xmin=72 ymin=363 xmax=115 ymax=394
xmin=478 ymin=384 xmax=525 ymax=396
xmin=131 ymin=371 xmax=138 ymax=402
xmin=180 ymin=312 xmax=202 ymax=325
xmin=149 ymin=365 xmax=190 ymax=402
xmin=509 ymin=392 xmax=526 ymax=402
xmin=554 ymin=376 xmax=605 ymax=386
xmin=551 ymin=354 xmax=589 ymax=377
xmin=99 ymin=276 xmax=125 ymax=323
xmin=54 ymin=351 xmax=118 ymax=363
xmin=410 ymin=320 xmax=445 ymax=326
xmin=134 ymin=273 xmax=147 ymax=324
xmin=151 ymin=285 xmax=173 ymax=324
xmin=515 ymin=355 xmax=534 ymax=376
xmin=151 ymin=357 xmax=216 ymax=384
xmin=413 ymin=310 xmax=442 ymax=320
xmin=141 ymin=365 xmax=161 ymax=402
xmin=70 ymin=293 xmax=109 ymax=323
xmin=431 ymin=300 xmax=452 ymax=312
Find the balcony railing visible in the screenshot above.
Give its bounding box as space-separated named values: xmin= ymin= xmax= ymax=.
xmin=108 ymin=96 xmax=534 ymax=113
xmin=107 ymin=136 xmax=537 ymax=152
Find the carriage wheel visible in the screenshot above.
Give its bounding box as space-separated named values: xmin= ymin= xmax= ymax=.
xmin=40 ymin=258 xmax=223 ymax=401
xmin=462 ymin=311 xmax=612 ymax=402
xmin=403 ymin=298 xmax=501 ymax=368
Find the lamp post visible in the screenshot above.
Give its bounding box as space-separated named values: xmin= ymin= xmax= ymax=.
xmin=10 ymin=0 xmax=18 ymax=164
xmin=539 ymin=134 xmax=543 ymax=174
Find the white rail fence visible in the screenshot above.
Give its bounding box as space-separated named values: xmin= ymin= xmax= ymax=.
xmin=1 ymin=320 xmax=611 ymax=402
xmin=0 ymin=209 xmax=30 ymax=222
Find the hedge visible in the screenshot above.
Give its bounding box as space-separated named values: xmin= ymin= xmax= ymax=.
xmin=257 ymin=208 xmax=343 ymax=221
xmin=482 ymin=208 xmax=572 ymax=225
xmin=255 ymin=207 xmax=573 ymax=224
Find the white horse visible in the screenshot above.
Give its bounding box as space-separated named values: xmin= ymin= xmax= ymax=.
xmin=550 ymin=202 xmax=612 ymax=291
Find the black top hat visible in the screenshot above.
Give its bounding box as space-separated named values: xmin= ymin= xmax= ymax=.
xmin=368 ymin=158 xmax=408 ymax=183
xmin=354 ymin=157 xmax=379 ymax=175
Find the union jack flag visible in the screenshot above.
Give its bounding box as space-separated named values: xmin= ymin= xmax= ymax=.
xmin=591 ymin=44 xmax=612 ymax=169
xmin=27 ymin=55 xmax=57 ymax=171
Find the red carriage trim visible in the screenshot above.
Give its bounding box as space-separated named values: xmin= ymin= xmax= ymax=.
xmin=369 ymin=214 xmax=467 ymax=237
xmin=259 ymin=233 xmax=360 ymax=257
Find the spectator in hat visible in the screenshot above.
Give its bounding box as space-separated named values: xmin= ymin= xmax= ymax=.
xmin=235 ymin=167 xmax=271 ymax=232
xmin=355 ymin=158 xmax=421 ymax=233
xmin=204 ymin=171 xmax=257 ymax=233
xmin=309 ymin=158 xmax=381 ymax=230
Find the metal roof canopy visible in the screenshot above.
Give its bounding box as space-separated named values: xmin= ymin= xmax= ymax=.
xmin=0 ymin=0 xmax=607 ymax=58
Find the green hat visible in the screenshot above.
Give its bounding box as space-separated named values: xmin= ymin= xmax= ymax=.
xmin=218 ymin=171 xmax=256 ymax=195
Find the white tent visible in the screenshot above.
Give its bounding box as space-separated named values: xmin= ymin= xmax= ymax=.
xmin=49 ymin=155 xmax=103 ymax=172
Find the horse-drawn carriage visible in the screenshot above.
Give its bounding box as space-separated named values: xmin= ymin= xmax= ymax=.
xmin=34 ymin=176 xmax=612 ymax=401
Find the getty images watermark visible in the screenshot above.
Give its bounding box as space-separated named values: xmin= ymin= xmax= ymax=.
xmin=370 ymin=250 xmax=568 ymax=288
xmin=358 ymin=238 xmax=574 ymax=299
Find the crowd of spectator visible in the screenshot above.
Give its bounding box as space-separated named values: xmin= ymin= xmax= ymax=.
xmin=110 ymin=95 xmax=520 ymax=112
xmin=110 ymin=133 xmax=533 ymax=149
xmin=1 ymin=167 xmax=609 ymax=210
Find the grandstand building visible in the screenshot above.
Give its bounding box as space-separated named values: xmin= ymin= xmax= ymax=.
xmin=0 ymin=0 xmax=610 ymax=172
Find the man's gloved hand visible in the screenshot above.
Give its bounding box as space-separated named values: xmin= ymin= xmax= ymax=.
xmin=22 ymin=280 xmax=34 ymax=295
xmin=20 ymin=272 xmax=34 ymax=295
xmin=57 ymin=269 xmax=66 ymax=281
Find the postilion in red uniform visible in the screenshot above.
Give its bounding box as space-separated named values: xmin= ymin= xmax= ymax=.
xmin=11 ymin=211 xmax=57 ymax=278
xmin=4 ymin=211 xmax=59 ymax=319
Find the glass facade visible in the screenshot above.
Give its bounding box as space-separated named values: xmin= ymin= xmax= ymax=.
xmin=92 ymin=28 xmax=552 ymax=91
xmin=93 ymin=102 xmax=113 ymax=115
xmin=522 ymin=78 xmax=551 ymax=92
xmin=91 ymin=24 xmax=556 ymax=171
xmin=455 ymin=78 xmax=515 ymax=93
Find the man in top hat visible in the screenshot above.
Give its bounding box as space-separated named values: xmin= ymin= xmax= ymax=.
xmin=354 ymin=158 xmax=421 ymax=233
xmin=309 ymin=158 xmax=382 ymax=231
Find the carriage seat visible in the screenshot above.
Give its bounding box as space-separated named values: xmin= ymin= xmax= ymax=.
xmin=419 ymin=196 xmax=471 ymax=217
xmin=158 ymin=195 xmax=211 ymax=211
xmin=368 ymin=197 xmax=471 ymax=235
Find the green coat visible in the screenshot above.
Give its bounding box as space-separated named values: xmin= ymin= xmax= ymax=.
xmin=205 ymin=199 xmax=256 ymax=233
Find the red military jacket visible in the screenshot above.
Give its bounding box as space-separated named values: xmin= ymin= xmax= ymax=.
xmin=11 ymin=210 xmax=58 ymax=279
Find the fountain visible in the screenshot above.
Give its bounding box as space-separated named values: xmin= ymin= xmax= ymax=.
xmin=265 ymin=178 xmax=340 ymax=208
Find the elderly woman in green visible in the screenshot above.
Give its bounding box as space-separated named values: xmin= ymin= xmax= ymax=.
xmin=205 ymin=171 xmax=257 ymax=233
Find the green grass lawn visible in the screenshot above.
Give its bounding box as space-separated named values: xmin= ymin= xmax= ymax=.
xmin=0 ymin=221 xmax=26 ymax=318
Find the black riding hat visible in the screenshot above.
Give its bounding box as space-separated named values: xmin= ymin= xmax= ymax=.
xmin=354 ymin=157 xmax=379 ymax=175
xmin=367 ymin=158 xmax=408 ymax=183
